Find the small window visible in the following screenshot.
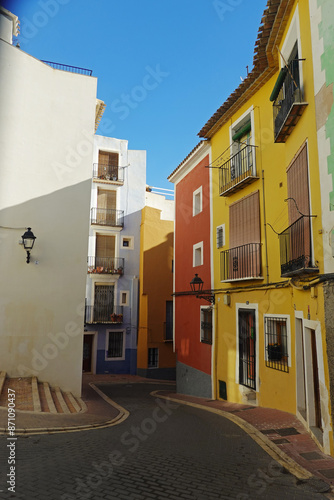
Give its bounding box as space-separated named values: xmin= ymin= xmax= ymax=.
xmin=200 ymin=307 xmax=212 ymax=345
xmin=216 ymin=225 xmax=225 ymax=248
xmin=148 ymin=348 xmax=159 ymax=368
xmin=106 ymin=331 xmax=124 ymax=359
xmin=265 ymin=316 xmax=289 ymax=372
xmin=193 ymin=187 xmax=203 ymax=216
xmin=121 ymin=236 xmax=134 ymax=249
xmin=193 ymin=242 xmax=203 ymax=267
xmin=120 ymin=291 xmax=129 ymax=306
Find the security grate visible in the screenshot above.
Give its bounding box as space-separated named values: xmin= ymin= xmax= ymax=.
xmin=265 ymin=317 xmax=289 ymax=372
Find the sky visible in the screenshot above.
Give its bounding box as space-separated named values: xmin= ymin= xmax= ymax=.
xmin=3 ymin=0 xmax=268 ymax=192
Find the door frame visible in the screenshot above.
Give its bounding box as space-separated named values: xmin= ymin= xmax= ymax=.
xmin=83 ymin=331 xmax=97 ymax=374
xmin=236 ymin=303 xmax=259 ymax=394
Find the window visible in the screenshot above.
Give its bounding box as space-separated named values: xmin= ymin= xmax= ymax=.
xmin=106 ymin=330 xmax=124 ymax=359
xmin=120 ymin=291 xmax=129 ymax=306
xmin=165 ymin=301 xmax=173 ymax=341
xmin=231 ymin=115 xmax=254 ymax=181
xmin=148 ymin=348 xmax=159 ymax=368
xmin=193 ymin=242 xmax=203 ymax=267
xmin=264 ymin=316 xmax=289 ymax=372
xmin=94 ymin=284 xmax=114 ymax=323
xmin=200 ymin=307 xmax=212 ymax=344
xmin=193 ymin=186 xmax=202 ymax=216
xmin=121 ymin=236 xmax=134 ymax=249
xmin=98 ymin=151 xmax=119 ymax=180
xmin=216 ymin=224 xmax=225 ymax=248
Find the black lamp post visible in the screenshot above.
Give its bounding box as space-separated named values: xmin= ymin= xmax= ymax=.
xmin=21 ymin=227 xmax=36 ymax=263
xmin=190 ymin=274 xmax=215 ymax=304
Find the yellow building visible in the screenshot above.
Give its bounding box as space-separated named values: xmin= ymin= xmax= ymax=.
xmin=137 ymin=190 xmax=176 ymax=379
xmin=198 ymin=0 xmax=333 ymax=454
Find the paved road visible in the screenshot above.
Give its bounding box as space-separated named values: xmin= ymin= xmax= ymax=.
xmin=0 ymin=383 xmax=329 ymax=499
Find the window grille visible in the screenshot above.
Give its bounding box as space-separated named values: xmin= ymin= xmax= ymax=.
xmin=217 ymin=225 xmax=224 ymax=248
xmin=107 ymin=331 xmax=123 ymax=358
xmin=201 ymin=308 xmax=212 ymax=344
xmin=148 ymin=348 xmax=159 ymax=368
xmin=265 ymin=317 xmax=289 ymax=372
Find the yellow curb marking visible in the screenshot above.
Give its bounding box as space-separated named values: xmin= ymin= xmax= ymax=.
xmin=151 ymin=391 xmax=313 ymax=481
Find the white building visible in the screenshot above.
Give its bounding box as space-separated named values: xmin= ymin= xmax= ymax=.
xmin=0 ymin=7 xmax=100 ymax=396
xmin=83 ymin=135 xmax=146 ymax=374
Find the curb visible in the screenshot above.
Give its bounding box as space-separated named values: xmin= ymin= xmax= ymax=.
xmin=151 ymin=391 xmax=313 ymax=481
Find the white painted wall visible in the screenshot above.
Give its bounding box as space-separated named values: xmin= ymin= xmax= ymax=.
xmin=145 ymin=191 xmax=174 ymax=221
xmin=0 ymin=33 xmax=97 ymax=396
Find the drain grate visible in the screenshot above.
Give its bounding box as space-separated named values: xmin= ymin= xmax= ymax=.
xmin=275 ymin=427 xmax=300 ymax=436
xmin=300 ymin=452 xmax=324 ymax=461
xmin=272 ymin=438 xmax=290 ymax=444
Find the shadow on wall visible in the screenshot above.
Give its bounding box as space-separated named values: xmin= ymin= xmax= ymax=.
xmin=0 ymin=179 xmax=92 ymax=396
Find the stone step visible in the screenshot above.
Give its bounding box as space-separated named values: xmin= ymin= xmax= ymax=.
xmin=32 ymin=376 xmax=41 ymax=412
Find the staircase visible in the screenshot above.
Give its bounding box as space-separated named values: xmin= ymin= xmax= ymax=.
xmin=0 ymin=372 xmax=85 ymax=414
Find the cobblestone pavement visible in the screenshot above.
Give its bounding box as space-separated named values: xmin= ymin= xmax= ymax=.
xmin=0 ymin=383 xmax=330 ymax=499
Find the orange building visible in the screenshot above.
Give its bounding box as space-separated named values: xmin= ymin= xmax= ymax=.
xmin=137 ymin=190 xmax=175 ymax=379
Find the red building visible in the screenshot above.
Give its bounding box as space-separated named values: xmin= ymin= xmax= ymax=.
xmin=168 ymin=141 xmax=213 ymax=398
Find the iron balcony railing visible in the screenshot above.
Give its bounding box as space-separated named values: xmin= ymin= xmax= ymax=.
xmin=220 ymin=243 xmax=262 ymax=281
xmin=41 ymin=60 xmax=92 ymax=76
xmin=272 ymin=60 xmax=307 ymax=142
xmin=279 ymin=216 xmax=317 ymax=277
xmin=93 ymin=163 xmax=124 ymax=183
xmin=87 ymin=256 xmax=124 ymax=275
xmin=85 ymin=304 xmax=123 ymax=324
xmin=91 ymin=208 xmax=124 ymax=228
xmin=220 ymin=145 xmax=257 ymax=195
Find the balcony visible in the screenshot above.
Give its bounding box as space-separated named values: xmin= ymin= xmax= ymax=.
xmin=93 ymin=164 xmax=124 ymax=184
xmin=279 ymin=216 xmax=318 ymax=277
xmin=41 ymin=60 xmax=92 ymax=76
xmin=220 ymin=145 xmax=258 ymax=196
xmin=88 ymin=256 xmax=124 ymax=275
xmin=85 ymin=304 xmax=123 ymax=324
xmin=271 ymin=61 xmax=308 ymax=143
xmin=91 ymin=208 xmax=124 ymax=228
xmin=220 ymin=243 xmax=262 ymax=281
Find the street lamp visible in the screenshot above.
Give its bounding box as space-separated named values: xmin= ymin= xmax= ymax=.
xmin=21 ymin=227 xmax=36 ymax=263
xmin=190 ymin=274 xmax=215 ymax=304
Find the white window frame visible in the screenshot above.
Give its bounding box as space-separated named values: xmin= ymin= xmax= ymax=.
xmin=120 ymin=290 xmax=129 ymax=306
xmin=105 ymin=329 xmax=125 ymax=361
xmin=121 ymin=235 xmax=134 ymax=250
xmin=193 ymin=186 xmax=203 ymax=217
xmin=216 ymin=224 xmax=225 ymax=248
xmin=264 ymin=314 xmax=291 ymax=368
xmin=200 ymin=306 xmax=213 ymax=345
xmin=193 ymin=241 xmax=203 ymax=267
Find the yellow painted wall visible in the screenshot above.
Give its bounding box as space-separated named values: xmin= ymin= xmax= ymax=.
xmin=138 ymin=205 xmax=175 ymax=371
xmin=208 ymin=0 xmax=332 ymax=452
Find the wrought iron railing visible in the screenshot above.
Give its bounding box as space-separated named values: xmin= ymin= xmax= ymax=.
xmin=85 ymin=304 xmax=123 ymax=324
xmin=91 ymin=208 xmax=124 ymax=227
xmin=220 ymin=243 xmax=262 ymax=281
xmin=220 ymin=145 xmax=257 ymax=195
xmin=273 ymin=60 xmax=305 ymax=140
xmin=41 ymin=60 xmax=92 ymax=76
xmin=279 ymin=216 xmax=316 ymax=276
xmin=92 ymin=164 xmax=124 ymax=183
xmin=87 ymin=256 xmax=124 ymax=275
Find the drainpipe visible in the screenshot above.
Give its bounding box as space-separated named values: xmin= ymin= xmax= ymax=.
xmin=262 ymin=170 xmax=269 ymax=284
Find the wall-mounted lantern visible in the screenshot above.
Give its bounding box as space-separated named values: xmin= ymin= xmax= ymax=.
xmin=190 ymin=274 xmax=215 ymax=304
xmin=21 ymin=227 xmax=36 ymax=263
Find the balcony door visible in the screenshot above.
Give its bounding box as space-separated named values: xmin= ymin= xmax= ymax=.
xmin=94 ymin=284 xmax=114 ymax=323
xmin=97 ymin=189 xmax=116 ymax=226
xmin=96 ymin=235 xmax=115 ymax=272
xmin=98 ymin=150 xmax=119 ymax=179
xmin=238 ymin=309 xmax=256 ymax=390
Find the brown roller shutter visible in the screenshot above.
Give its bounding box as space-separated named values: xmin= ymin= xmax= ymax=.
xmin=96 ymin=235 xmax=115 ymax=258
xmin=229 ymin=191 xmax=260 ymax=247
xmin=97 ymin=189 xmax=116 ymax=210
xmin=98 ymin=151 xmax=119 ymax=177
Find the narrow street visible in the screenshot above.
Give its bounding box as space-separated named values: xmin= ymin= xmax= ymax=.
xmin=0 ymin=383 xmax=329 ymax=499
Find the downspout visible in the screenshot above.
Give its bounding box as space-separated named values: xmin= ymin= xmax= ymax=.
xmin=262 ymin=170 xmax=269 ymax=284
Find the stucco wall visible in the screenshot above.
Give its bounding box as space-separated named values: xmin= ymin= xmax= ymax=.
xmin=0 ymin=41 xmax=97 ymax=396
